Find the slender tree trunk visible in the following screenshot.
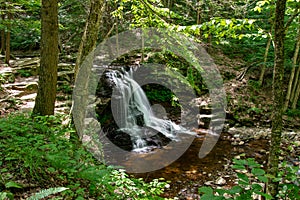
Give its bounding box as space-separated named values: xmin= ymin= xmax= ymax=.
xmin=5 ymin=9 xmax=11 ymax=64
xmin=291 ymin=51 xmax=300 ymax=103
xmin=266 ymin=0 xmax=287 ymax=198
xmin=207 ymin=2 xmax=213 ymax=53
xmin=284 ymin=16 xmax=300 ymax=111
xmin=141 ymin=32 xmax=144 ymax=62
xmin=292 ymin=78 xmax=300 ymax=109
xmin=72 ymin=0 xmax=104 ymax=137
xmin=0 ymin=3 xmax=5 ymax=55
xmin=197 ymin=9 xmax=201 ymax=25
xmin=116 ymin=18 xmax=119 ymax=56
xmin=259 ymin=9 xmax=274 ymax=86
xmin=0 ymin=31 xmax=4 ymax=54
xmin=5 ymin=28 xmax=10 ymax=64
xmin=33 ymin=0 xmax=59 ymax=116
xmin=259 ymin=35 xmax=272 ymax=86
xmin=197 ymin=2 xmax=202 ymax=38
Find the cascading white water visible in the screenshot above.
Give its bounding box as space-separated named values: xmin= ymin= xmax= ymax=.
xmin=108 ymin=68 xmax=195 ymax=151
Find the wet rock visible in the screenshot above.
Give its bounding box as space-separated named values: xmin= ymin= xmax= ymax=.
xmin=228 ymin=127 xmax=273 ymax=141
xmin=0 ymin=67 xmax=15 ymax=83
xmin=215 ymin=177 xmax=226 ymax=185
xmin=185 ymin=194 xmax=200 ymax=200
xmin=204 ymin=181 xmax=213 ymax=186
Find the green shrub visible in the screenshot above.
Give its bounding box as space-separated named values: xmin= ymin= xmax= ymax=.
xmin=198 ymin=155 xmax=300 ymax=200
xmin=286 ymin=109 xmax=300 ymax=117
xmin=0 ymin=114 xmax=170 ymax=199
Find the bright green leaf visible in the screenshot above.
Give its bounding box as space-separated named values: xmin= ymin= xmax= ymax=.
xmin=5 ymin=181 xmax=23 ymax=189
xmin=252 ymin=168 xmax=265 ymax=176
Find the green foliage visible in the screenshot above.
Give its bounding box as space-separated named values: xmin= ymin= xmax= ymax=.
xmin=178 ymin=18 xmax=256 ymax=43
xmin=103 ymin=169 xmax=169 ymax=199
xmin=0 ymin=114 xmax=169 ymax=199
xmin=0 ymin=0 xmax=41 ymax=50
xmin=286 ymin=108 xmax=300 ymax=117
xmin=57 ymin=84 xmax=73 ymax=94
xmin=58 ymin=0 xmax=87 ymax=52
xmin=275 ymin=160 xmax=300 ymax=200
xmin=247 ymin=107 xmax=262 ymax=114
xmin=143 ymin=84 xmax=181 ymax=108
xmin=198 ymin=156 xmax=300 ymax=199
xmin=16 ymin=69 xmax=32 ymax=77
xmin=1 ymin=0 xmax=87 ymax=51
xmin=147 ymin=51 xmax=205 ymax=96
xmin=27 ymin=187 xmax=69 ymax=200
xmin=0 ymin=191 xmax=13 ymax=200
xmin=11 ymin=19 xmax=41 ymax=50
xmin=144 ymin=84 xmax=174 ymax=102
xmin=0 ymin=180 xmax=23 ymax=200
xmin=248 ymin=80 xmax=261 ymax=90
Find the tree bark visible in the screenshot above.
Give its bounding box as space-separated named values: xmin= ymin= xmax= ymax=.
xmin=292 ymin=77 xmax=300 ymax=109
xmin=0 ymin=3 xmax=5 ymax=55
xmin=0 ymin=30 xmax=4 ymax=55
xmin=266 ymin=0 xmax=287 ymax=198
xmin=207 ymin=2 xmax=213 ymax=53
xmin=259 ymin=10 xmax=274 ymax=86
xmin=284 ymin=16 xmax=300 ymax=111
xmin=291 ymin=56 xmax=300 ymax=103
xmin=74 ymin=0 xmax=104 ymax=78
xmin=5 ymin=6 xmax=12 ymax=64
xmin=33 ymin=0 xmax=59 ymax=116
xmin=72 ymin=0 xmax=104 ymax=137
xmin=259 ymin=34 xmax=272 ymax=86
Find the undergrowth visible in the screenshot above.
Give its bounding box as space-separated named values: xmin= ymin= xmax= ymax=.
xmin=199 ymin=155 xmax=300 ymax=200
xmin=0 ymin=114 xmax=170 ymax=199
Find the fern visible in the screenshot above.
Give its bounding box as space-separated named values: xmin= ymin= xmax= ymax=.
xmin=27 ymin=187 xmax=69 ymax=200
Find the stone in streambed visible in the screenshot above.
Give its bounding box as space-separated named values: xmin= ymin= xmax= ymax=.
xmin=215 ymin=177 xmax=226 ymax=185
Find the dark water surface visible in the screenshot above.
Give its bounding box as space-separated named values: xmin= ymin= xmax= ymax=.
xmin=130 ymin=132 xmax=269 ymax=198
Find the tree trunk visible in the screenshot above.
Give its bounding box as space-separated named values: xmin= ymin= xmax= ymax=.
xmin=0 ymin=30 xmax=4 ymax=54
xmin=292 ymin=78 xmax=300 ymax=109
xmin=74 ymin=0 xmax=104 ymax=78
xmin=5 ymin=27 xmax=10 ymax=64
xmin=291 ymin=49 xmax=300 ymax=104
xmin=284 ymin=16 xmax=300 ymax=112
xmin=197 ymin=2 xmax=202 ymax=38
xmin=207 ymin=2 xmax=213 ymax=53
xmin=33 ymin=0 xmax=59 ymax=116
xmin=72 ymin=0 xmax=104 ymax=137
xmin=5 ymin=9 xmax=12 ymax=64
xmin=259 ymin=35 xmax=272 ymax=86
xmin=266 ymin=0 xmax=287 ymax=198
xmin=259 ymin=10 xmax=274 ymax=87
xmin=0 ymin=3 xmax=5 ymax=55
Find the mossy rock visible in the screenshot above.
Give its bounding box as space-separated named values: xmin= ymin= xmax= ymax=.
xmin=25 ymin=83 xmax=38 ymax=91
xmin=0 ymin=68 xmax=15 ymax=83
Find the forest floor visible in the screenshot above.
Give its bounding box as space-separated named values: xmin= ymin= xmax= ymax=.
xmin=0 ymin=50 xmax=300 ymax=199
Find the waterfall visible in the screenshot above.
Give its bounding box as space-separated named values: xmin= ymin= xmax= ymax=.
xmin=107 ymin=68 xmax=195 ymax=151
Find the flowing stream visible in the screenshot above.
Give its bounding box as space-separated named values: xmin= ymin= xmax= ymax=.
xmin=107 ymin=69 xmax=196 ymax=151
